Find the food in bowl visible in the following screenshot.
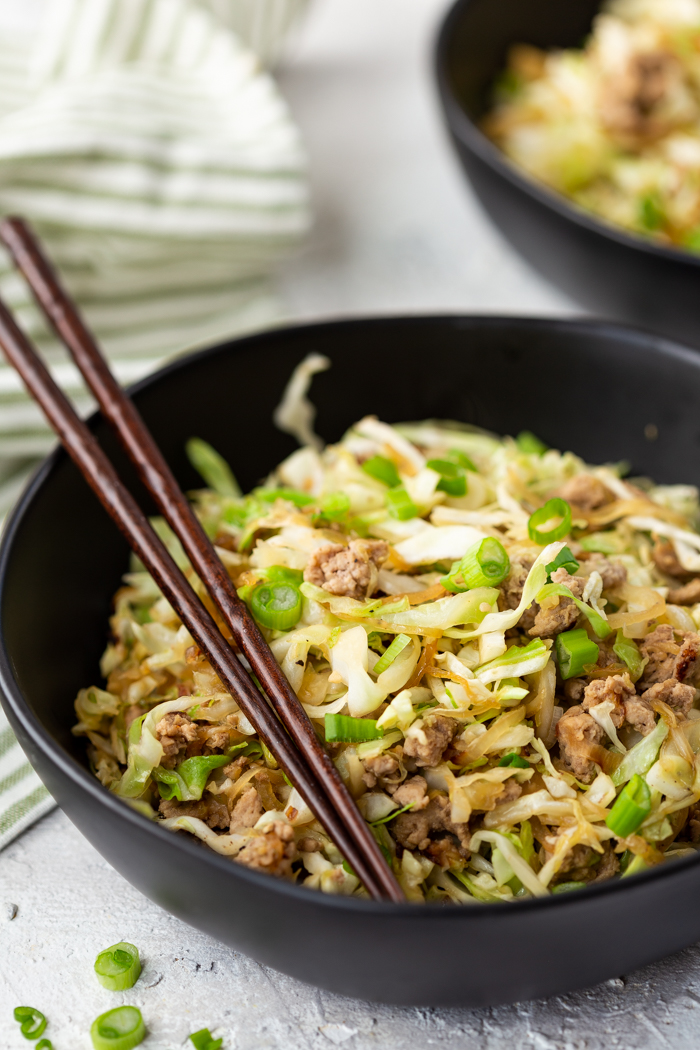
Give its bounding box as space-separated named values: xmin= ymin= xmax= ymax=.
xmin=74 ymin=408 xmax=700 ymax=903
xmin=483 ymin=0 xmax=700 ymax=252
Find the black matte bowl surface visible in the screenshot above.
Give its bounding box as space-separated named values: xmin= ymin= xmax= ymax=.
xmin=436 ymin=0 xmax=700 ymax=349
xmin=3 ymin=316 xmax=700 ymax=1008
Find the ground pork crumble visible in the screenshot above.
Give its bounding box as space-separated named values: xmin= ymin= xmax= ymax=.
xmin=74 ymin=413 xmax=700 ymax=905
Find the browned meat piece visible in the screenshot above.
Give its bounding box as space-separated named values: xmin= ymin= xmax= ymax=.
xmin=585 ymin=555 xmax=627 ymax=591
xmin=223 ymin=755 xmax=250 ymax=781
xmin=529 ymin=569 xmax=584 ymax=638
xmin=639 ymin=624 xmax=678 ymax=686
xmin=391 ymin=775 xmax=429 ymax=811
xmin=392 ymin=792 xmax=470 ymax=853
xmin=199 ymin=724 xmax=233 ymax=752
xmin=599 ymin=49 xmax=688 ymax=146
xmin=553 ymin=843 xmax=597 ymax=878
xmin=641 ymin=678 xmax=695 ymax=718
xmin=688 ymin=803 xmax=700 ymax=843
xmin=236 ymin=821 xmax=296 ymax=877
xmin=622 ymin=694 xmax=656 ymax=736
xmin=557 ymin=474 xmax=610 ymax=511
xmin=298 ymin=836 xmax=322 ymax=852
xmin=155 ymin=712 xmax=200 ymax=768
xmin=494 ymin=778 xmax=523 ymax=806
xmin=361 ymin=752 xmax=399 ymax=789
xmin=564 ymin=678 xmax=586 ymax=702
xmin=582 ymin=673 xmax=636 ymax=728
xmin=403 ymin=715 xmax=456 ymax=767
xmin=158 ymin=796 xmax=229 ymax=830
xmin=591 ymin=844 xmax=621 ymax=883
xmin=653 ymin=539 xmax=689 ymax=580
xmin=669 ymin=579 xmax=700 ymax=606
xmin=675 ymin=633 xmax=700 ymax=685
xmin=556 ymin=706 xmax=606 ymax=783
xmin=425 ymin=836 xmax=465 ymax=870
xmin=499 ymin=556 xmax=537 ymax=631
xmin=230 ymin=786 xmax=263 ymax=829
xmin=304 ymin=539 xmax=389 ymax=600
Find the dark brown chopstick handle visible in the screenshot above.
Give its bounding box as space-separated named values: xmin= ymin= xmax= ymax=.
xmin=0 ymin=295 xmax=397 ymax=902
xmin=0 ymin=216 xmax=405 ymax=904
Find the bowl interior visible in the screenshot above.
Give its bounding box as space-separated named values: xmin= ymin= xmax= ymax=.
xmin=3 ymin=315 xmax=700 ymax=777
xmin=440 ymin=0 xmax=601 ymax=124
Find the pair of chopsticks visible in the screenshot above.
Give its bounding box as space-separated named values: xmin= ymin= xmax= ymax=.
xmin=0 ymin=217 xmax=404 ymax=904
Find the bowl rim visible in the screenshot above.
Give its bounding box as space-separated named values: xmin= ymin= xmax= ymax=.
xmin=2 ymin=311 xmax=700 ymax=918
xmin=434 ymin=0 xmax=700 ymax=271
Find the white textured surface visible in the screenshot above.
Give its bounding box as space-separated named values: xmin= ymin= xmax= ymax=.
xmin=10 ymin=0 xmax=699 ymax=1047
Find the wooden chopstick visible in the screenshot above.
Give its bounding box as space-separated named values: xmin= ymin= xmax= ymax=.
xmin=0 ymin=266 xmax=403 ymax=903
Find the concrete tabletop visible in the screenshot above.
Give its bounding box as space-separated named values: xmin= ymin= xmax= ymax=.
xmin=3 ymin=1 xmax=700 ymax=1048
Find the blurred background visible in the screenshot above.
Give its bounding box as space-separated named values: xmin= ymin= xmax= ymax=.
xmin=0 ymin=0 xmax=574 ymax=518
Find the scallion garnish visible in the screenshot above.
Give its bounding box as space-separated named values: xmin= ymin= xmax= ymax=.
xmin=516 ymin=431 xmax=548 ymax=456
xmin=545 ymin=545 xmax=579 ymax=579
xmin=441 ymin=536 xmax=510 ymax=592
xmin=528 ymin=499 xmax=572 ymax=544
xmin=90 ymin=1006 xmax=145 ymax=1050
xmin=385 ymin=486 xmax=418 ymax=521
xmin=249 ymin=581 xmax=302 ymax=630
xmin=448 ymin=449 xmax=477 ymax=472
xmin=254 ymin=487 xmax=315 ymax=507
xmin=318 ymin=491 xmax=350 ymax=521
xmin=498 ymin=752 xmax=530 ymax=768
xmin=373 ymin=633 xmax=411 ymax=676
xmin=606 ymin=774 xmax=651 ymax=838
xmin=325 ymin=713 xmax=384 ymax=743
xmin=36 ymin=1041 xmax=52 ymax=1050
xmin=555 ymin=628 xmax=600 ymax=680
xmin=426 ymin=458 xmax=467 ymax=497
xmin=362 ymin=455 xmax=401 ymax=488
xmin=189 ymin=1029 xmax=223 ymax=1050
xmin=552 ymin=881 xmax=588 ymax=894
xmin=94 ymin=942 xmax=141 ymax=991
xmin=613 ymin=630 xmax=646 ymax=682
xmin=14 ymin=1008 xmax=47 ymax=1040
xmin=185 ymin=438 xmax=240 ymax=498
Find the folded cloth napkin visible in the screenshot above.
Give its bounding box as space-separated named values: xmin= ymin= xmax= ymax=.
xmin=0 ymin=705 xmax=54 ymax=850
xmin=0 ymin=0 xmax=310 ymax=848
xmin=0 ymin=0 xmax=310 ymax=515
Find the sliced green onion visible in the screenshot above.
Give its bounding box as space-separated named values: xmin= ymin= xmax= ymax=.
xmin=373 ymin=633 xmax=411 ymax=676
xmin=237 ymin=565 xmax=303 ymax=603
xmin=448 ymin=449 xmax=477 ymax=472
xmin=516 ymin=431 xmax=548 ymax=456
xmin=606 ymin=774 xmax=651 ymax=838
xmin=555 ymin=628 xmax=599 ymax=680
xmin=528 ymin=499 xmax=572 ymax=544
xmin=441 ymin=537 xmax=510 ymax=592
xmin=36 ymin=1042 xmax=52 ymax=1050
xmin=552 ymin=881 xmax=588 ymax=894
xmin=545 ymin=545 xmax=579 ymax=579
xmin=90 ymin=1007 xmax=145 ymax=1050
xmin=14 ymin=1008 xmax=47 ymax=1040
xmin=325 ymin=713 xmax=384 ymax=743
xmin=362 ymin=455 xmax=401 ymax=488
xmin=94 ymin=942 xmax=141 ymax=992
xmin=385 ymin=486 xmax=418 ymax=521
xmin=189 ymin=1029 xmax=223 ymax=1050
xmin=613 ymin=630 xmax=646 ymax=682
xmin=153 ymin=753 xmax=231 ymax=802
xmin=426 ymin=458 xmax=467 ymax=497
xmin=621 ymin=854 xmax=649 ymax=878
xmin=318 ymin=491 xmax=350 ymax=521
xmin=250 ymin=582 xmax=302 ymax=630
xmin=498 ymin=752 xmax=530 ymax=768
xmin=254 ymin=487 xmax=315 ymax=507
xmin=185 ymin=438 xmax=241 ymax=498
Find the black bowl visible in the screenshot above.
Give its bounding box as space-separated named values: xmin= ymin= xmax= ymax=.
xmin=436 ymin=0 xmax=700 ymax=349
xmin=3 ymin=315 xmax=700 ymax=1008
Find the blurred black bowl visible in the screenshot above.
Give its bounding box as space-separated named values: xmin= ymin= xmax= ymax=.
xmin=3 ymin=316 xmax=700 ymax=1008
xmin=436 ymin=0 xmax=700 ymax=348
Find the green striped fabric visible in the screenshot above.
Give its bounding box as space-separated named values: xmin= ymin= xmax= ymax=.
xmin=0 ymin=0 xmax=310 ymax=845
xmin=0 ymin=707 xmax=54 ymax=849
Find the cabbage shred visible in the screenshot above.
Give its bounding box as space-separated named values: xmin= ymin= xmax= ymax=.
xmin=74 ymin=415 xmax=700 ymax=903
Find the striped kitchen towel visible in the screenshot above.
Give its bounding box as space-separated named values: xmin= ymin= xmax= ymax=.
xmin=0 ymin=705 xmax=54 ymax=850
xmin=0 ymin=0 xmax=311 ymax=846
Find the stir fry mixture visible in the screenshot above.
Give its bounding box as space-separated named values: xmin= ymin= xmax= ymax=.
xmin=484 ymin=0 xmax=700 ymax=252
xmin=75 ymin=416 xmax=700 ymax=904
